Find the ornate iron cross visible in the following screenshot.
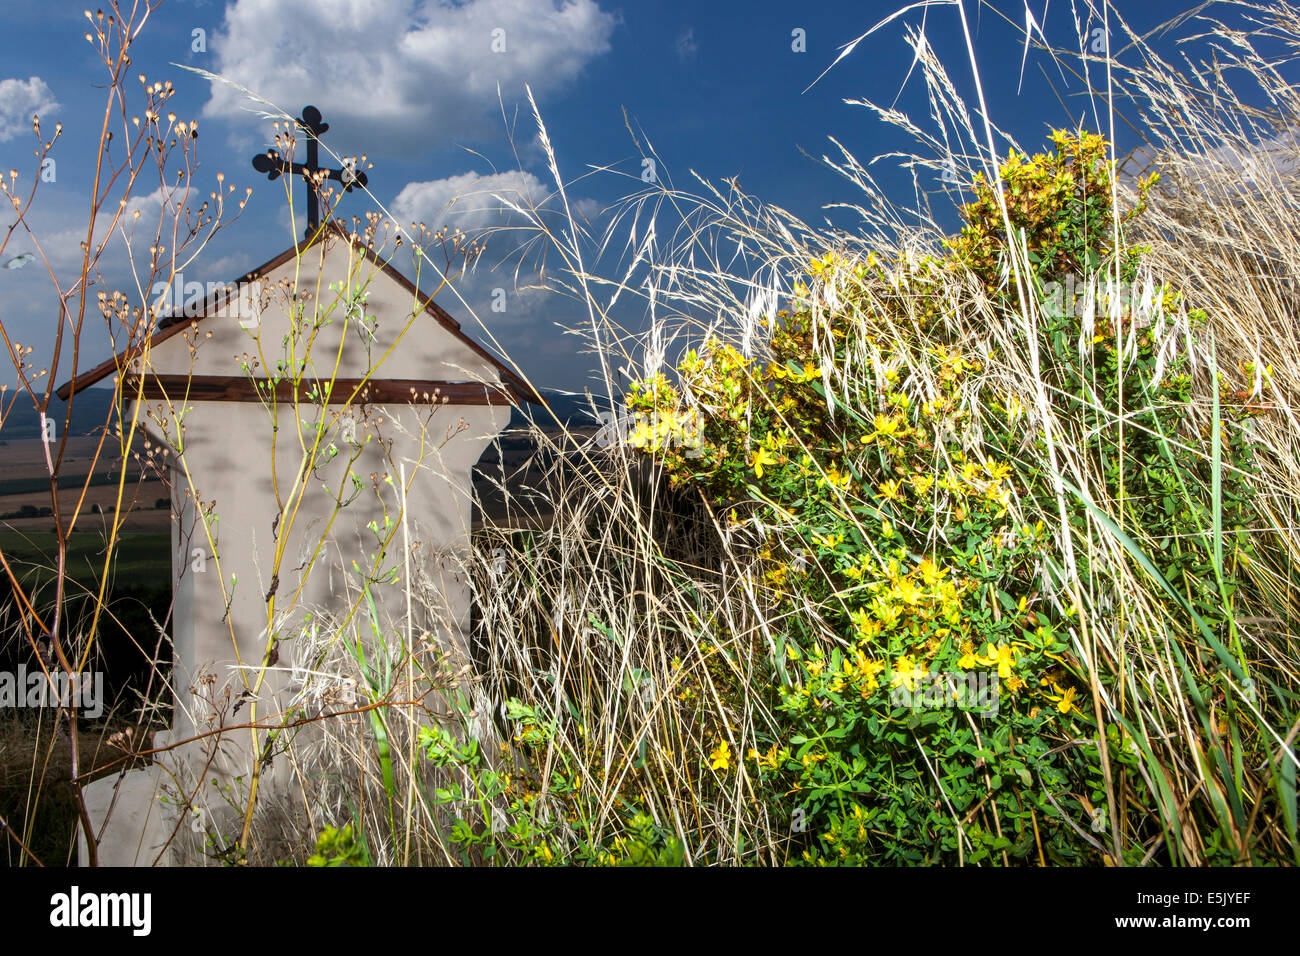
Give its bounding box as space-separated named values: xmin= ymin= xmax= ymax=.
xmin=251 ymin=106 xmax=368 ymax=238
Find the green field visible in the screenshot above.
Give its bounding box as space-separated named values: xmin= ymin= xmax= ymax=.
xmin=0 ymin=530 xmax=171 ymax=591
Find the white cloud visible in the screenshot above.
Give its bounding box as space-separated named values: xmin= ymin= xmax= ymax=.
xmin=2 ymin=184 xmax=212 ymax=280
xmin=390 ymin=170 xmax=555 ymax=330
xmin=203 ymin=0 xmax=616 ymax=154
xmin=387 ymin=167 xmax=600 ymax=387
xmin=571 ymin=196 xmax=602 ymax=223
xmin=390 ymin=169 xmax=549 ymax=232
xmin=1210 ymin=130 xmax=1300 ymax=184
xmin=0 ymin=76 xmax=59 ymax=143
xmin=675 ymin=27 xmax=698 ymax=61
xmin=1120 ymin=129 xmax=1300 ymax=194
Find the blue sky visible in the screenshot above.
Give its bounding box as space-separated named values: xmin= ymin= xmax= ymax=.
xmin=0 ymin=0 xmax=1279 ymax=399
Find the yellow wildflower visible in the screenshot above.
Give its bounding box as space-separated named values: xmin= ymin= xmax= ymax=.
xmin=891 ymin=655 xmax=928 ymax=692
xmin=710 ymin=739 xmax=732 ymax=771
xmin=873 ymin=601 xmax=903 ymax=629
xmin=628 ymin=419 xmax=655 ymax=449
xmin=878 ymin=478 xmax=905 ymax=502
xmin=849 ymin=607 xmax=873 ymax=637
xmin=874 ymin=413 xmax=901 ymax=438
xmin=854 ymin=654 xmax=886 ymax=691
xmin=749 ymin=744 xmax=781 ymax=771
xmin=807 ymin=251 xmax=836 ymax=277
xmin=917 ymin=557 xmax=945 ymax=587
xmin=818 ymin=465 xmax=852 ymax=491
xmin=786 ymin=361 xmax=823 ymax=383
xmin=957 ymin=641 xmax=980 ymax=669
xmin=977 ymin=643 xmax=1017 ymax=680
xmin=983 ymin=460 xmax=1012 ymax=482
xmin=895 ymin=576 xmax=923 ymax=607
xmin=1046 ymin=683 xmax=1079 ymax=714
xmin=750 ymin=445 xmax=778 ymax=478
xmin=985 ymin=482 xmax=1011 ymax=507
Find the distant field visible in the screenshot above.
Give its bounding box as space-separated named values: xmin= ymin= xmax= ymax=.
xmin=0 ymin=437 xmax=169 ymax=533
xmin=0 ymin=529 xmax=171 ymax=590
xmin=0 ymin=470 xmax=143 ymax=497
xmin=0 ymin=435 xmax=126 ymax=478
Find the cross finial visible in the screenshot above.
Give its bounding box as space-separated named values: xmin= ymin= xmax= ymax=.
xmin=252 ymin=106 xmax=369 ymax=239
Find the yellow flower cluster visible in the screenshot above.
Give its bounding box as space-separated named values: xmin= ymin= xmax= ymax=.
xmin=749 ymin=431 xmax=792 ymax=479
xmin=841 ymin=649 xmax=887 ymax=697
xmin=1042 ymin=676 xmax=1080 ymax=714
xmin=816 ymin=463 xmax=853 ymax=492
xmin=930 ymin=453 xmax=1014 ymax=512
xmin=747 ymin=743 xmax=784 ymax=771
xmin=890 ymin=655 xmax=928 ymax=692
xmin=806 ymin=250 xmax=838 ymax=279
xmin=769 ymin=360 xmax=828 ymax=384
xmin=627 ymin=409 xmax=703 ymax=454
xmin=859 ymin=413 xmax=909 ymax=445
xmin=957 ymin=639 xmax=1032 ymax=694
xmin=671 ymin=339 xmax=758 ymax=425
xmin=848 ymin=556 xmax=967 ymax=642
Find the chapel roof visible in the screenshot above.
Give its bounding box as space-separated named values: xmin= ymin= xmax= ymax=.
xmin=55 ymin=220 xmax=542 ymax=407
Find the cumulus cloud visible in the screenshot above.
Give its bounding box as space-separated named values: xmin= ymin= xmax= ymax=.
xmin=391 ymin=170 xmax=555 ymax=325
xmin=5 ymin=184 xmax=215 ymax=280
xmin=0 ymin=76 xmax=58 ymax=143
xmin=1119 ymin=129 xmax=1300 ymax=193
xmin=390 ymin=169 xmax=549 ymax=232
xmin=388 ymin=168 xmax=603 ymax=290
xmin=203 ymin=0 xmax=616 ymax=154
xmin=386 ymin=167 xmax=606 ymax=386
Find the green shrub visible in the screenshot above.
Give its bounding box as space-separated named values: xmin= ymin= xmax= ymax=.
xmin=623 ymin=130 xmax=1272 ymax=864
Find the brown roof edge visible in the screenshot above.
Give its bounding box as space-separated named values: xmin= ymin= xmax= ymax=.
xmin=129 ymin=374 xmax=520 ymax=406
xmin=55 ymin=220 xmax=545 ymax=406
xmin=342 ymin=227 xmax=543 ymax=406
